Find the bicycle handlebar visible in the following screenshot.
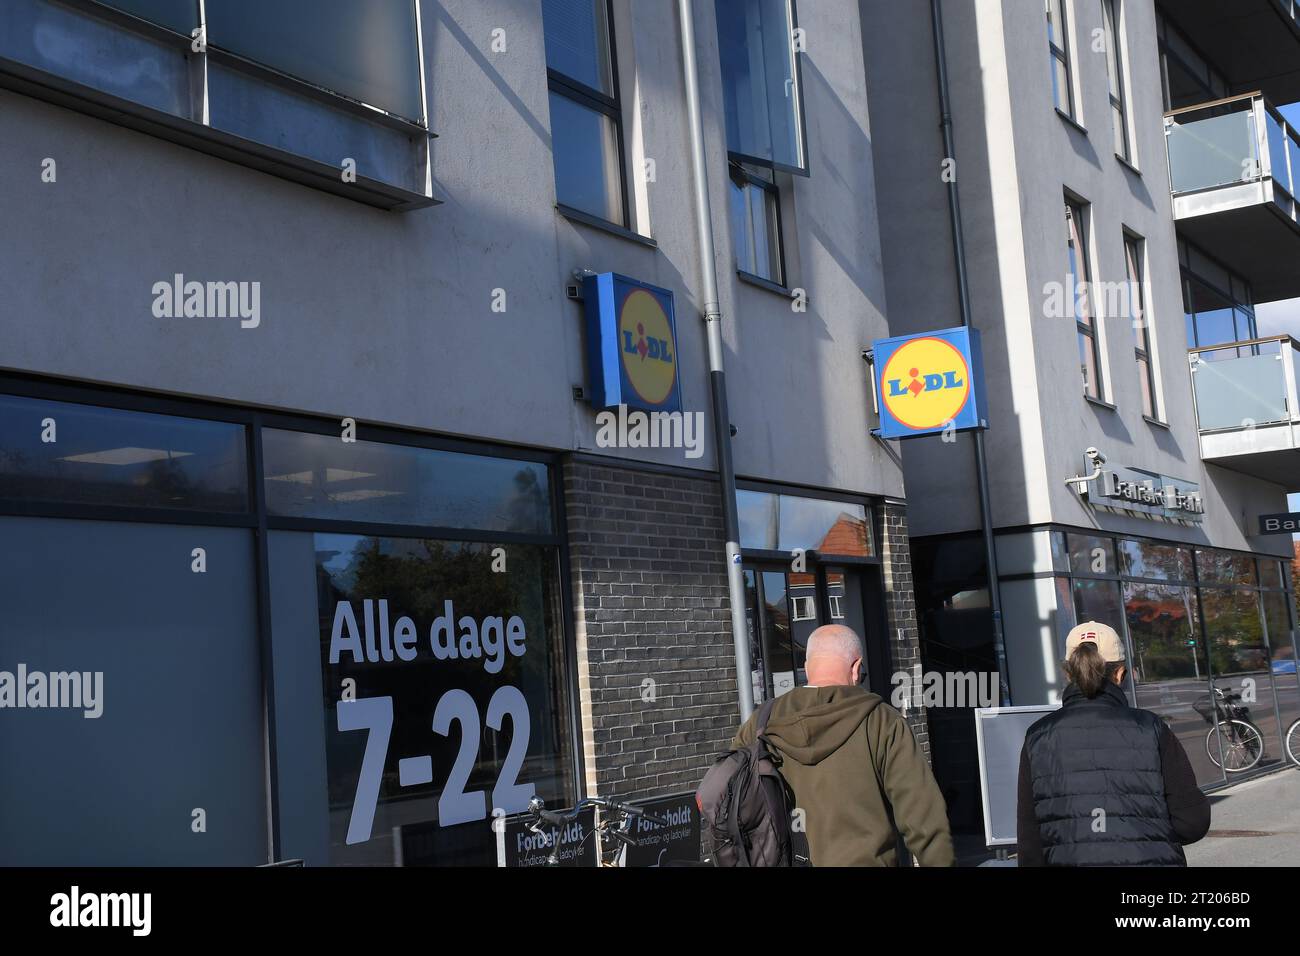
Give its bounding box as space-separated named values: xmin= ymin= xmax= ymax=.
xmin=527 ymin=796 xmax=671 ymax=828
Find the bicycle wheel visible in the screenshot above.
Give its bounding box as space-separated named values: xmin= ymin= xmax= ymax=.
xmin=1286 ymin=720 xmax=1300 ymax=768
xmin=1206 ymin=720 xmax=1264 ymax=773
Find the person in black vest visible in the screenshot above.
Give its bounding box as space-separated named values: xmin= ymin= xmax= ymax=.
xmin=1016 ymin=621 xmax=1210 ymax=866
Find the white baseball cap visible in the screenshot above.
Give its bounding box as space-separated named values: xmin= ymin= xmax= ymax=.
xmin=1064 ymin=621 xmax=1126 ymax=663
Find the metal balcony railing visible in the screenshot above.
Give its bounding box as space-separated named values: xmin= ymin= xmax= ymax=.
xmin=1165 ymin=92 xmax=1300 ymax=221
xmin=1189 ymin=335 xmax=1300 ymax=435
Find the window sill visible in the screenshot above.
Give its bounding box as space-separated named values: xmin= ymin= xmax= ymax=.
xmin=1056 ymin=108 xmax=1088 ymax=136
xmin=737 ymin=270 xmax=791 ymax=298
xmin=557 ymin=205 xmax=657 ymax=248
xmin=1143 ymin=415 xmax=1170 ymax=429
xmin=1115 ymin=153 xmax=1142 ymax=177
xmin=1084 ymin=394 xmax=1118 ymax=412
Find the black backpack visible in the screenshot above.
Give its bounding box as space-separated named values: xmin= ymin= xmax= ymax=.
xmin=695 ymin=700 xmax=811 ymax=867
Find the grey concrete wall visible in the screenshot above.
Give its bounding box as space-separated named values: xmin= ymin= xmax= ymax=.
xmin=861 ymin=0 xmax=1290 ymax=557
xmin=0 ymin=0 xmax=901 ymax=501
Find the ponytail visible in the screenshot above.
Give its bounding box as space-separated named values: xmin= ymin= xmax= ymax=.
xmin=1063 ymin=641 xmax=1123 ymax=698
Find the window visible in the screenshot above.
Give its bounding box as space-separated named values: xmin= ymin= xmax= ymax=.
xmin=1156 ymin=11 xmax=1229 ymax=112
xmin=729 ymin=162 xmax=785 ymax=284
xmin=790 ymin=595 xmax=816 ymax=621
xmin=716 ymin=0 xmax=808 ymax=174
xmin=0 ymin=0 xmax=432 ymax=207
xmin=1101 ymin=0 xmax=1130 ymax=160
xmin=542 ymin=0 xmax=628 ymax=226
xmin=1066 ymin=200 xmax=1102 ymax=398
xmin=828 ymin=594 xmax=845 ymax=620
xmin=1124 ymin=234 xmax=1159 ymax=417
xmin=1181 ymin=240 xmax=1257 ymax=352
xmin=1046 ymin=0 xmax=1075 ymax=119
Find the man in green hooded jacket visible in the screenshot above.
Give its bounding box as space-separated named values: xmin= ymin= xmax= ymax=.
xmin=731 ymin=624 xmax=955 ymax=866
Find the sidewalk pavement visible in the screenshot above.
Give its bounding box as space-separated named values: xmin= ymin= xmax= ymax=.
xmin=953 ymin=766 xmax=1300 ymax=866
xmin=1186 ymin=767 xmax=1300 ymax=867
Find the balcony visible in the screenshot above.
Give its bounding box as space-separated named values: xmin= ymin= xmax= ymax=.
xmin=1159 ymin=0 xmax=1300 ymax=105
xmin=1188 ymin=336 xmax=1300 ymax=490
xmin=1165 ymin=93 xmax=1300 ymax=303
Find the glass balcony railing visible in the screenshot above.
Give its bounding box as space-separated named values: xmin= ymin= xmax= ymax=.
xmin=1189 ymin=337 xmax=1299 ymax=432
xmin=1165 ymin=92 xmax=1300 ymax=223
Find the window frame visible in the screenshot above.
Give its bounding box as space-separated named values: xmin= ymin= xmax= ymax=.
xmin=1047 ymin=0 xmax=1076 ymax=120
xmin=1124 ymin=232 xmax=1160 ymax=419
xmin=1066 ymin=198 xmax=1103 ymax=400
xmin=729 ymin=159 xmax=788 ymax=287
xmin=716 ymin=0 xmax=811 ymax=177
xmin=544 ymin=0 xmax=631 ymax=229
xmin=1101 ymin=0 xmax=1131 ymax=162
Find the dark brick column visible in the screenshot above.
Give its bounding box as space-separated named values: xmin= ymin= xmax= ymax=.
xmin=562 ymin=457 xmax=739 ymax=800
xmin=879 ymin=499 xmax=932 ymax=761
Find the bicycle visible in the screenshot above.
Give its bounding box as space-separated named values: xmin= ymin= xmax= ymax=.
xmin=524 ymin=796 xmax=669 ymax=866
xmin=1286 ymin=716 xmax=1299 ymax=768
xmin=1193 ymin=687 xmax=1264 ymax=773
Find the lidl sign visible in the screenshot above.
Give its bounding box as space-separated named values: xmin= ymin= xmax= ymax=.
xmin=583 ymin=273 xmax=683 ymax=413
xmin=871 ymin=327 xmax=988 ymax=439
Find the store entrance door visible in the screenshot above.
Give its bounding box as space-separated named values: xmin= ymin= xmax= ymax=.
xmin=743 ymin=561 xmax=889 ymax=704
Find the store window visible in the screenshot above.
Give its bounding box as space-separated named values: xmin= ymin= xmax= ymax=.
xmin=542 ymin=0 xmax=628 ymax=226
xmin=1050 ymin=527 xmax=1297 ymax=786
xmin=261 ymin=430 xmax=574 ymax=866
xmin=737 ymin=488 xmax=873 ymax=557
xmin=261 ymin=429 xmax=552 ymax=535
xmin=0 ymin=393 xmax=248 ymax=513
xmin=0 ymin=382 xmax=576 ymax=866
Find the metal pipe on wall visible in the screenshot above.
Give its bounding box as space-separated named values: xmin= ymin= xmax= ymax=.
xmin=677 ymin=0 xmax=755 ymax=721
xmin=929 ymin=0 xmax=1011 ymax=706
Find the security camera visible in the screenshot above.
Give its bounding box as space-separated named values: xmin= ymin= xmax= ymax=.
xmin=1085 ymin=447 xmax=1106 ymax=465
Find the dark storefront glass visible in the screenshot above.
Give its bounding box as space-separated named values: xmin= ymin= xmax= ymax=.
xmin=737 ymin=489 xmax=872 ymax=557
xmin=1262 ymin=590 xmax=1300 ymax=751
xmin=316 ymin=534 xmax=573 ymax=866
xmin=1196 ymin=549 xmax=1258 ymax=586
xmin=1201 ymin=588 xmax=1286 ymax=774
xmin=1119 ymin=540 xmax=1193 ymax=581
xmin=0 ymin=394 xmax=248 ymax=512
xmin=262 ymin=429 xmax=552 ymax=535
xmin=1072 ymin=578 xmax=1125 ymax=636
xmin=1068 ymin=533 xmax=1116 ymax=577
xmin=1123 ymin=581 xmax=1220 ymax=786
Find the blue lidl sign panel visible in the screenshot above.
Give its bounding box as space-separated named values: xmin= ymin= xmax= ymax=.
xmin=583 ymin=273 xmax=683 ymax=413
xmin=872 ymin=326 xmax=988 ymax=439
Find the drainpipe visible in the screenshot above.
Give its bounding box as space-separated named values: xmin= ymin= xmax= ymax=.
xmin=678 ymin=0 xmax=755 ymax=721
xmin=929 ymin=0 xmax=1011 ymax=707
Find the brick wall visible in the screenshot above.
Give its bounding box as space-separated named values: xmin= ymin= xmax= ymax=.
xmin=879 ymin=500 xmax=932 ymax=759
xmin=563 ymin=457 xmax=738 ymax=800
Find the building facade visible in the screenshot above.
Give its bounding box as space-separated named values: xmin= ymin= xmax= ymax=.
xmin=862 ymin=0 xmax=1300 ymax=832
xmin=0 ymin=0 xmax=921 ymax=865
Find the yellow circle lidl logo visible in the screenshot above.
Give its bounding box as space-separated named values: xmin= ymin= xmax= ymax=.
xmin=619 ymin=288 xmax=677 ymax=406
xmin=881 ymin=337 xmax=972 ymax=430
